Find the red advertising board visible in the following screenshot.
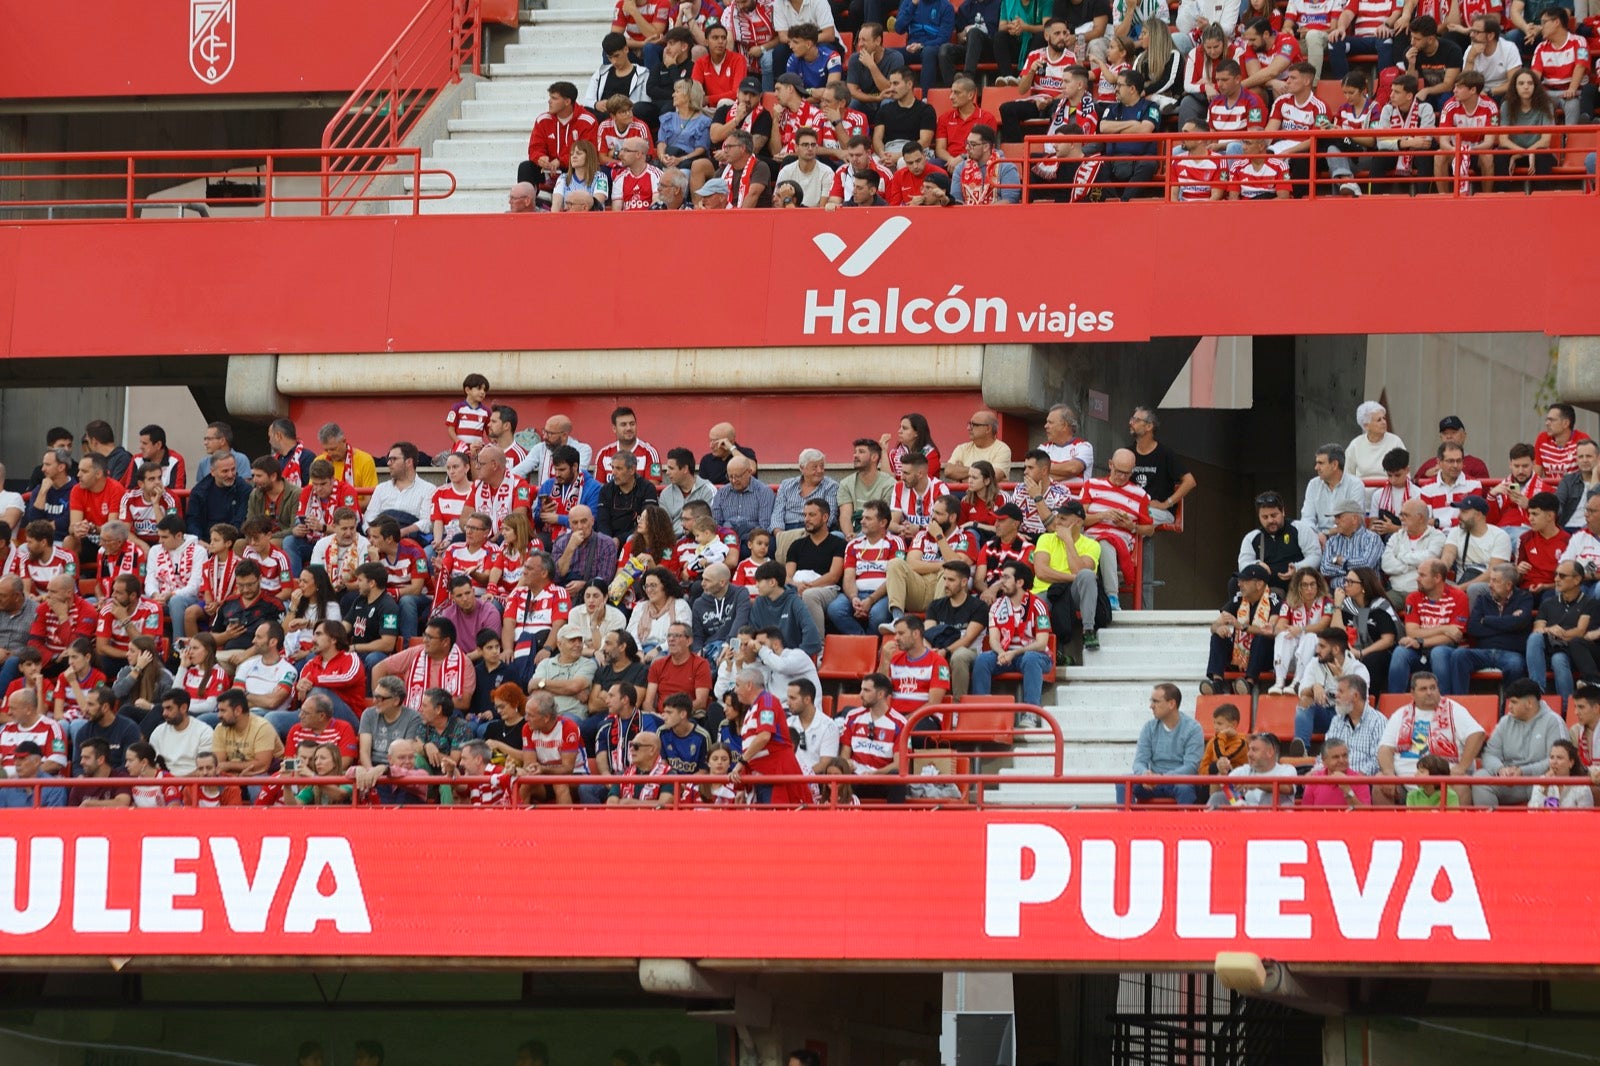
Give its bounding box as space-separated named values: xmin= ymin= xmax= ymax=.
xmin=0 ymin=0 xmax=423 ymax=99
xmin=0 ymin=198 xmax=1591 ymax=359
xmin=0 ymin=810 xmax=1583 ymax=964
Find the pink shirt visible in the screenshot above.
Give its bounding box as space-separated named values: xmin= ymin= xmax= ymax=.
xmin=1299 ymin=767 xmax=1371 ymax=807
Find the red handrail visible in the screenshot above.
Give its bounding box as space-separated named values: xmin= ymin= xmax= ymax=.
xmin=320 ymin=0 xmax=482 ymax=216
xmin=1014 ymin=124 xmax=1600 ymax=203
xmin=0 ymin=148 xmax=455 ymax=220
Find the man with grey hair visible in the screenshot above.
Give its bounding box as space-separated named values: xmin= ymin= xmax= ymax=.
xmin=1300 ymin=442 xmax=1364 ymax=538
xmin=1471 ymin=677 xmax=1567 ymax=809
xmin=316 ymin=422 xmax=377 ymax=490
xmin=1380 ymin=498 xmax=1447 ymax=601
xmin=0 ymin=575 xmax=37 ymax=692
xmin=1041 ymin=403 xmax=1093 ymax=489
xmin=651 ymin=166 xmax=691 ymax=210
xmin=558 ymin=188 xmax=596 ymax=212
xmin=713 ymin=454 xmax=774 ymax=541
xmin=507 ymin=181 xmax=537 ymax=213
xmin=355 ymin=675 xmax=425 ymax=794
xmin=772 ymin=449 xmax=839 ymax=532
xmin=716 ymin=130 xmax=769 ymax=208
xmin=1443 ymin=562 xmax=1532 ymax=695
xmin=1300 ymin=737 xmax=1370 ymax=807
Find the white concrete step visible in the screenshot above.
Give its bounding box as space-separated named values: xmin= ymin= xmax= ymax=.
xmin=449 ymin=115 xmax=540 ymax=133
xmin=1076 ymin=644 xmax=1209 ymax=670
xmin=415 ymin=159 xmax=514 ymax=187
xmin=494 ymin=57 xmax=600 ymax=77
xmin=1058 ymin=663 xmax=1208 ymax=684
xmin=988 ymin=783 xmax=1112 ymax=807
xmin=459 ymin=98 xmax=548 ymax=121
xmin=1113 ymin=609 xmax=1216 ymax=627
xmin=546 ymin=0 xmax=614 ymax=13
xmin=530 ymin=6 xmax=617 ymax=22
xmin=476 ymin=79 xmax=590 ymax=102
xmin=505 ymin=42 xmax=602 ymax=65
xmin=432 ymin=137 xmax=529 ymax=160
xmin=406 ymin=190 xmax=507 ymax=214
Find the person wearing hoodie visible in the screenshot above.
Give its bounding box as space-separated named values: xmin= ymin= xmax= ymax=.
xmin=748 ymin=561 xmax=822 ymax=658
xmin=691 ymin=563 xmax=751 ymax=662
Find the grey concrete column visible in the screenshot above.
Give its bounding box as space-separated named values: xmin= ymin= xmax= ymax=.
xmin=224 ymin=354 xmax=288 ymax=422
xmin=1556 ymin=336 xmax=1600 ymax=409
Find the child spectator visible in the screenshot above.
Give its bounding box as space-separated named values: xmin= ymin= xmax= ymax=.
xmin=1199 ymin=701 xmax=1247 ymax=794
xmin=447 ymin=374 xmax=492 ymax=455
xmin=732 ymin=529 xmax=772 ymax=587
xmin=1405 ymin=752 xmax=1460 ymax=807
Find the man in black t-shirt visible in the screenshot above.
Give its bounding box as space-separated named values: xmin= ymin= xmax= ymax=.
xmin=587 ymin=630 xmax=652 ymax=750
xmin=925 ymin=560 xmax=989 ymax=697
xmin=873 ymin=68 xmax=939 ymax=166
xmin=710 ymin=78 xmax=775 ymax=157
xmin=346 ymin=562 xmax=401 ymax=675
xmin=786 ymin=500 xmax=847 ymax=639
xmin=1129 ymin=406 xmax=1196 ymax=525
xmin=1404 ymin=17 xmax=1463 ymax=112
xmin=1052 ymin=0 xmax=1110 ymax=58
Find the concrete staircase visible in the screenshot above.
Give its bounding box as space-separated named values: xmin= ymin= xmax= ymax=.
xmin=402 ymin=0 xmax=610 ymax=214
xmin=989 ymin=610 xmax=1215 ymax=808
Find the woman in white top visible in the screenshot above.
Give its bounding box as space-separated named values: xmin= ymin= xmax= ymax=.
xmin=1529 ymin=739 xmax=1596 ymax=809
xmin=1345 ymin=401 xmax=1406 ymax=479
xmin=626 ymin=566 xmax=693 ymax=663
xmin=283 ymin=566 xmax=343 ymax=660
xmin=569 ymin=580 xmax=626 ymax=662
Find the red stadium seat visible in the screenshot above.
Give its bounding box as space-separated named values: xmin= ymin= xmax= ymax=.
xmin=981 ymin=84 xmax=1021 ymax=111
xmin=481 ymin=0 xmax=519 ymax=26
xmin=1458 ymin=694 xmax=1500 ymax=736
xmin=1192 ymin=694 xmax=1249 ymax=740
xmin=950 ymin=707 xmax=1015 ymax=746
xmin=1252 ymin=694 xmax=1297 ymax=743
xmin=927 ymin=88 xmax=954 ymax=118
xmin=818 ymin=634 xmax=879 ymax=685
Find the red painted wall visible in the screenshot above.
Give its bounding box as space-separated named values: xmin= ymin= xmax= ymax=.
xmin=0 ymin=0 xmax=427 ymax=99
xmin=290 ymin=391 xmax=997 ymax=469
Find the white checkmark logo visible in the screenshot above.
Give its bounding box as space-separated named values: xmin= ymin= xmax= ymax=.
xmin=811 ymin=216 xmax=912 ymax=277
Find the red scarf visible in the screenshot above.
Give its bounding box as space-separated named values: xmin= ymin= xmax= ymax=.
xmin=202 ymin=551 xmax=238 ymax=605
xmin=957 ymin=153 xmax=1005 ymax=205
xmin=722 ymin=157 xmax=758 ymax=208
xmin=97 ymin=543 xmax=143 ymax=601
xmin=1393 ymin=698 xmax=1464 ymax=761
xmin=618 ymin=756 xmax=672 ymax=801
xmin=281 ymin=442 xmax=307 ymax=487
xmin=405 ymin=643 xmax=467 ymax=706
xmin=335 ymin=442 xmax=356 ymax=486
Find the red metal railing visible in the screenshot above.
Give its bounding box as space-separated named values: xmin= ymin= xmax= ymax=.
xmin=5 ymin=772 xmax=1595 ymax=810
xmin=1015 ymin=125 xmax=1599 ymax=203
xmin=320 ymin=0 xmax=483 ymax=215
xmin=0 ymin=149 xmax=455 ymax=220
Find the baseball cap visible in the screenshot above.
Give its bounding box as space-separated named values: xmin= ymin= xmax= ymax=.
xmin=1239 ymin=563 xmax=1272 ymax=584
xmin=922 ymin=171 xmax=951 ymax=192
xmin=695 ymin=177 xmax=729 ymax=197
xmin=776 ymin=72 xmax=805 ymax=91
xmin=1053 ymin=499 xmax=1086 ymax=520
xmin=11 ymin=740 xmax=41 ymax=757
xmin=1457 ymin=495 xmax=1489 ymax=516
xmin=1439 ymin=415 xmax=1465 ymax=431
xmin=994 ymin=503 xmax=1025 ymax=522
xmin=557 ymin=624 xmax=586 ymax=641
xmin=1331 ymin=499 xmax=1365 ymax=516
xmin=738 ymin=76 xmax=762 ymax=94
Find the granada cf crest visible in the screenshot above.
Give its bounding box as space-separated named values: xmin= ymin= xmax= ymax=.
xmin=189 ymin=0 xmax=236 ymax=85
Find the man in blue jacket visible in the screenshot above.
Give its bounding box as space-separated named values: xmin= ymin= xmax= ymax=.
xmin=894 ymin=0 xmax=956 ymax=91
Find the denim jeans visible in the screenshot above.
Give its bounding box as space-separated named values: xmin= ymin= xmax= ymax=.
xmin=825 ymin=592 xmax=891 ymax=635
xmin=972 ymin=649 xmax=1051 ymax=709
xmin=1387 ymin=644 xmax=1430 ymax=695
xmin=1443 ymin=647 xmax=1526 ymax=696
xmin=1526 ymin=630 xmax=1599 ymax=697
xmin=1295 ymin=702 xmax=1336 ymax=747
xmin=1326 ymin=36 xmax=1395 ymax=79
xmin=1115 ymin=781 xmax=1200 ymax=805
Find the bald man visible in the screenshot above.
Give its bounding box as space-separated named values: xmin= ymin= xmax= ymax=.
xmin=469 ymin=444 xmax=533 ymax=536
xmin=700 ymin=423 xmax=758 ymax=486
xmin=1082 ymin=448 xmax=1156 ymax=613
xmin=944 ymin=409 xmax=1013 ymax=481
xmin=513 ymin=415 xmax=593 ymax=486
xmin=507 ymin=182 xmax=537 ymax=213
xmin=605 ymin=729 xmax=673 ymax=807
xmin=552 ymin=503 xmax=619 ymax=597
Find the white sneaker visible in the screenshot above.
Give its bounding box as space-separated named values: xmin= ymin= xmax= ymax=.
xmin=1268 ymin=684 xmax=1287 ymax=695
xmin=1338 ymin=182 xmax=1362 ymax=197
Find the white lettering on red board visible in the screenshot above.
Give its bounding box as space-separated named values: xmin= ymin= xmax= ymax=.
xmin=0 ymin=836 xmax=371 ymax=936
xmin=983 ymin=824 xmax=1488 ymax=943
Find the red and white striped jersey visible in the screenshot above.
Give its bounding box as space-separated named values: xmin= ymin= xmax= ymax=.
xmin=118 ymin=490 xmax=179 ymax=544
xmin=1093 ymin=60 xmax=1129 ymax=104
xmin=1533 ymin=34 xmax=1590 ymax=92
xmin=887 ymin=648 xmax=951 ymax=724
xmin=465 ymin=763 xmax=512 ymax=806
xmin=725 ymin=2 xmax=775 ymax=49
xmin=611 ymin=0 xmax=670 ymax=44
xmin=817 ymin=108 xmax=870 ymax=152
xmin=1341 ymin=0 xmax=1397 ymax=36
xmin=1171 ymin=149 xmax=1224 ymax=200
xmin=523 ymin=715 xmax=588 ymax=772
xmin=988 ymin=592 xmax=1051 ymax=651
xmin=594 ymin=439 xmax=663 ymax=482
xmin=446 ymin=401 xmax=492 ymax=451
xmin=376 ymin=543 xmax=430 ymax=597
xmin=1020 ymin=46 xmax=1077 ymax=99
xmin=1457 ymin=0 xmax=1501 ymax=21
xmin=243 ymin=544 xmax=294 ymax=596
xmin=1287 ymin=0 xmax=1343 ymax=29
xmin=1438 ymin=94 xmax=1498 ymax=139
xmin=1231 ymin=156 xmax=1290 ymax=198
xmin=503 ymin=582 xmax=571 ymax=660
xmin=5 ymin=544 xmax=77 ymax=597
xmin=775 ymin=101 xmax=824 ymax=157
xmin=1208 ymin=89 xmax=1268 ymax=133
xmin=840 ymin=705 xmax=909 ymax=772
xmin=430 ymin=482 xmax=475 ymax=542
xmin=470 ymin=475 xmax=533 ymax=534
xmin=843 ymin=532 xmax=906 ymax=593
xmin=1247 ymin=31 xmax=1303 ymax=72
xmin=611 ymin=165 xmax=663 ymax=211
xmin=95 ymin=598 xmax=165 ymax=658
xmin=297 ymin=484 xmax=361 ymax=525
xmin=596 ymin=117 xmax=653 ymax=161
xmin=53 ymin=667 xmax=107 ymax=722
xmin=434 ymin=543 xmax=504 ymax=609
xmin=1418 ymin=475 xmax=1484 ymax=528
xmin=732 ymin=555 xmax=765 ymax=587
xmin=1042 ymin=439 xmax=1095 ymax=488
xmin=1535 ymin=430 xmax=1592 ymax=478
xmin=828 ymin=158 xmax=897 ymax=202
xmin=1270 ymin=91 xmax=1328 ymax=131
xmin=1081 ymin=477 xmax=1153 ymax=550
xmin=907 ymin=527 xmax=982 ymax=564
xmin=891 ymin=478 xmax=951 ymax=528
xmin=0 ymin=717 xmax=69 ymax=770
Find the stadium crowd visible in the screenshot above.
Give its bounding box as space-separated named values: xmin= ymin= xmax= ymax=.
xmin=1124 ymin=400 xmax=1600 ymax=808
xmin=503 ymin=0 xmax=1600 ymax=208
xmin=0 ymin=384 xmax=1201 ymax=807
